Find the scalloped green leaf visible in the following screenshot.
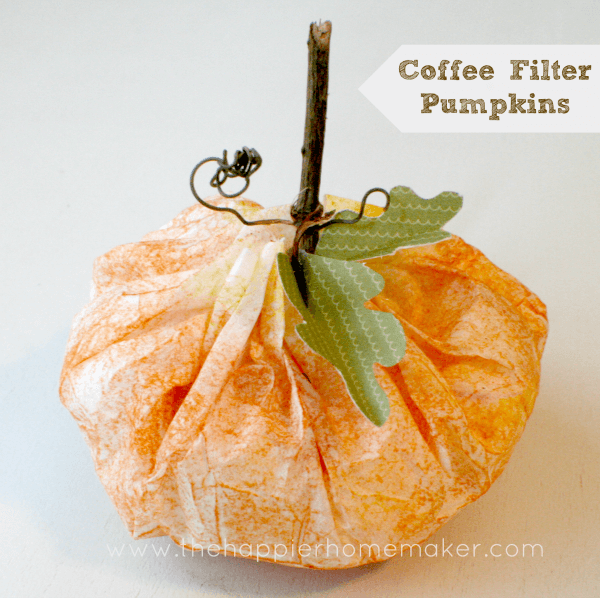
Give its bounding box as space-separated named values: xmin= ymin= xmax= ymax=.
xmin=315 ymin=185 xmax=462 ymax=261
xmin=277 ymin=251 xmax=405 ymax=426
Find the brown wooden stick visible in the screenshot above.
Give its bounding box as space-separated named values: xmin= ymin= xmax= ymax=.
xmin=291 ymin=21 xmax=331 ymax=252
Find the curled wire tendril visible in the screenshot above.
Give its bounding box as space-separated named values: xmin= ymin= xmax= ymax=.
xmin=190 ymin=149 xmax=390 ymax=257
xmin=190 ymin=147 xmax=294 ymax=227
xmin=292 ymin=187 xmax=390 ymax=256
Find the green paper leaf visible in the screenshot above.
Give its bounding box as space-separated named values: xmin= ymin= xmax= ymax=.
xmin=316 ymin=185 xmax=463 ymax=261
xmin=277 ymin=251 xmax=406 ymax=426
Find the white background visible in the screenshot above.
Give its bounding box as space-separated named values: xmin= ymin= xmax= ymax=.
xmin=1 ymin=1 xmax=599 ymax=597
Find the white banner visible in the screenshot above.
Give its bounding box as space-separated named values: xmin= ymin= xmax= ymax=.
xmin=360 ymin=45 xmax=600 ymax=133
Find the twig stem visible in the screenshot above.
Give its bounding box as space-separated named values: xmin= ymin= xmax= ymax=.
xmin=291 ymin=21 xmax=331 ymax=253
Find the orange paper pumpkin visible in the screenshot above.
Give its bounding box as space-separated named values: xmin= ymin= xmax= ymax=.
xmin=60 ymin=195 xmax=547 ymax=569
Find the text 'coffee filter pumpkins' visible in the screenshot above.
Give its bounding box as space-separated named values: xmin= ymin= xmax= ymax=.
xmin=59 ymin=192 xmax=547 ymax=569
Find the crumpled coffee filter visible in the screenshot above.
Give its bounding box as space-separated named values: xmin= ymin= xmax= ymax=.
xmin=60 ymin=195 xmax=547 ymax=569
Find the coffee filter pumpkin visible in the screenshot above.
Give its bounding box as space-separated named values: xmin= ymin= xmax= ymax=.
xmin=59 ymin=192 xmax=547 ymax=569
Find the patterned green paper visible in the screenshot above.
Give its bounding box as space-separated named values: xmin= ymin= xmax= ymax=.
xmin=277 ymin=251 xmax=406 ymax=426
xmin=316 ymin=185 xmax=463 ymax=261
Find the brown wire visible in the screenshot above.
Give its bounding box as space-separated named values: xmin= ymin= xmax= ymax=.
xmin=291 ymin=187 xmax=390 ymax=256
xmin=190 ymin=147 xmax=295 ymax=227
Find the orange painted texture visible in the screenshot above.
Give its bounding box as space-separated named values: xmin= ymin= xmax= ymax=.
xmin=60 ymin=196 xmax=547 ymax=569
